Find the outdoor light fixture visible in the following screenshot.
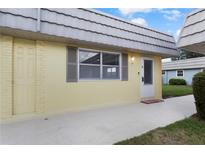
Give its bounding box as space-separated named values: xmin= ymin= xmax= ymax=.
xmin=131 ymin=56 xmax=135 ymax=63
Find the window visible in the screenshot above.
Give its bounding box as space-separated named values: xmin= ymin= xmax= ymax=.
xmin=176 ymin=70 xmax=184 ymax=77
xmin=144 ymin=60 xmax=153 ymax=84
xmin=79 ymin=49 xmax=120 ymax=80
xmin=162 ymin=70 xmax=165 ymax=75
xmin=79 ymin=50 xmax=101 ymax=79
xmin=102 ymin=53 xmax=120 ymax=79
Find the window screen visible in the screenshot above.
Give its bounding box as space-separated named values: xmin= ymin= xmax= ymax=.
xmin=103 ymin=66 xmax=119 ymax=79
xmin=144 ymin=60 xmax=153 ymax=84
xmin=102 ymin=53 xmax=119 ymax=65
xmin=79 ymin=51 xmax=100 ymax=64
xmin=102 ymin=53 xmax=120 ymax=79
xmin=79 ymin=50 xmax=100 ymax=79
xmin=79 ymin=65 xmax=100 ymax=79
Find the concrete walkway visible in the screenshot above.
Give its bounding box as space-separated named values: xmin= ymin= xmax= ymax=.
xmin=0 ymin=95 xmax=196 ymax=145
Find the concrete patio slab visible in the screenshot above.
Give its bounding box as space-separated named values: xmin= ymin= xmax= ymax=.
xmin=0 ymin=95 xmax=196 ymax=145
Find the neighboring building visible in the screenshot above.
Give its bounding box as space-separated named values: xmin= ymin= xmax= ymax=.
xmin=0 ymin=8 xmax=178 ymax=120
xmin=178 ymin=9 xmax=205 ymax=55
xmin=162 ymin=57 xmax=205 ymax=85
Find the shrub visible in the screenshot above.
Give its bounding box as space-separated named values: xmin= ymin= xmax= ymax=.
xmin=192 ymin=71 xmax=205 ymax=119
xmin=169 ymin=78 xmax=187 ymax=85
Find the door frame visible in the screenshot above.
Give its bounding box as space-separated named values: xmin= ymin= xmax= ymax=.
xmin=140 ymin=57 xmax=155 ymax=99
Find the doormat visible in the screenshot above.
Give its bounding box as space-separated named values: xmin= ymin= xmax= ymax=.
xmin=141 ymin=99 xmax=164 ymax=104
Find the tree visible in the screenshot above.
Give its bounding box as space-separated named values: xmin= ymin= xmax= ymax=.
xmin=179 ymin=49 xmax=204 ymax=60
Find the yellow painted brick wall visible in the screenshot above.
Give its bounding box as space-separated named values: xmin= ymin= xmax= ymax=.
xmin=36 ymin=41 xmax=142 ymax=113
xmin=0 ymin=35 xmax=13 ymax=119
xmin=0 ymin=35 xmax=162 ymax=120
xmin=36 ymin=41 xmax=47 ymax=114
xmin=154 ymin=56 xmax=162 ymax=99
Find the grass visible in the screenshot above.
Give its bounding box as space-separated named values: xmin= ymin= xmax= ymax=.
xmin=115 ymin=115 xmax=205 ymax=145
xmin=162 ymin=85 xmax=193 ymax=98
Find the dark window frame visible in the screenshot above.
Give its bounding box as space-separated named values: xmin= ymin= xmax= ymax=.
xmin=176 ymin=70 xmax=184 ymax=77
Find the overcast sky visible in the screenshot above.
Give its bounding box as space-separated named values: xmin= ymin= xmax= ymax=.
xmin=95 ymin=8 xmax=193 ymax=41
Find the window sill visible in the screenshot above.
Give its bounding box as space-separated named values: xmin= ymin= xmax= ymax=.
xmin=78 ymin=79 xmax=121 ymax=82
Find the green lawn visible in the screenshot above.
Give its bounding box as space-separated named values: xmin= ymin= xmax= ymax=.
xmin=115 ymin=115 xmax=205 ymax=145
xmin=162 ymin=85 xmax=193 ymax=98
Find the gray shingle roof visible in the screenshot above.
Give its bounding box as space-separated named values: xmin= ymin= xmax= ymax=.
xmin=162 ymin=56 xmax=205 ymax=70
xmin=0 ymin=8 xmax=178 ymax=56
xmin=178 ymin=9 xmax=205 ymax=54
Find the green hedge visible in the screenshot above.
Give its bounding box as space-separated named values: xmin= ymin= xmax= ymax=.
xmin=192 ymin=71 xmax=205 ymax=119
xmin=169 ymin=78 xmax=187 ymax=85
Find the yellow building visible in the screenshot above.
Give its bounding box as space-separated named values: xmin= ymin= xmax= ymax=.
xmin=0 ymin=8 xmax=178 ymax=121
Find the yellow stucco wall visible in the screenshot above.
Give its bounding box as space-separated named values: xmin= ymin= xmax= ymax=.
xmin=0 ymin=35 xmax=162 ymax=120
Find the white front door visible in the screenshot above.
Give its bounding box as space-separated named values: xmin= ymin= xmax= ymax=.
xmin=141 ymin=58 xmax=154 ymax=98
